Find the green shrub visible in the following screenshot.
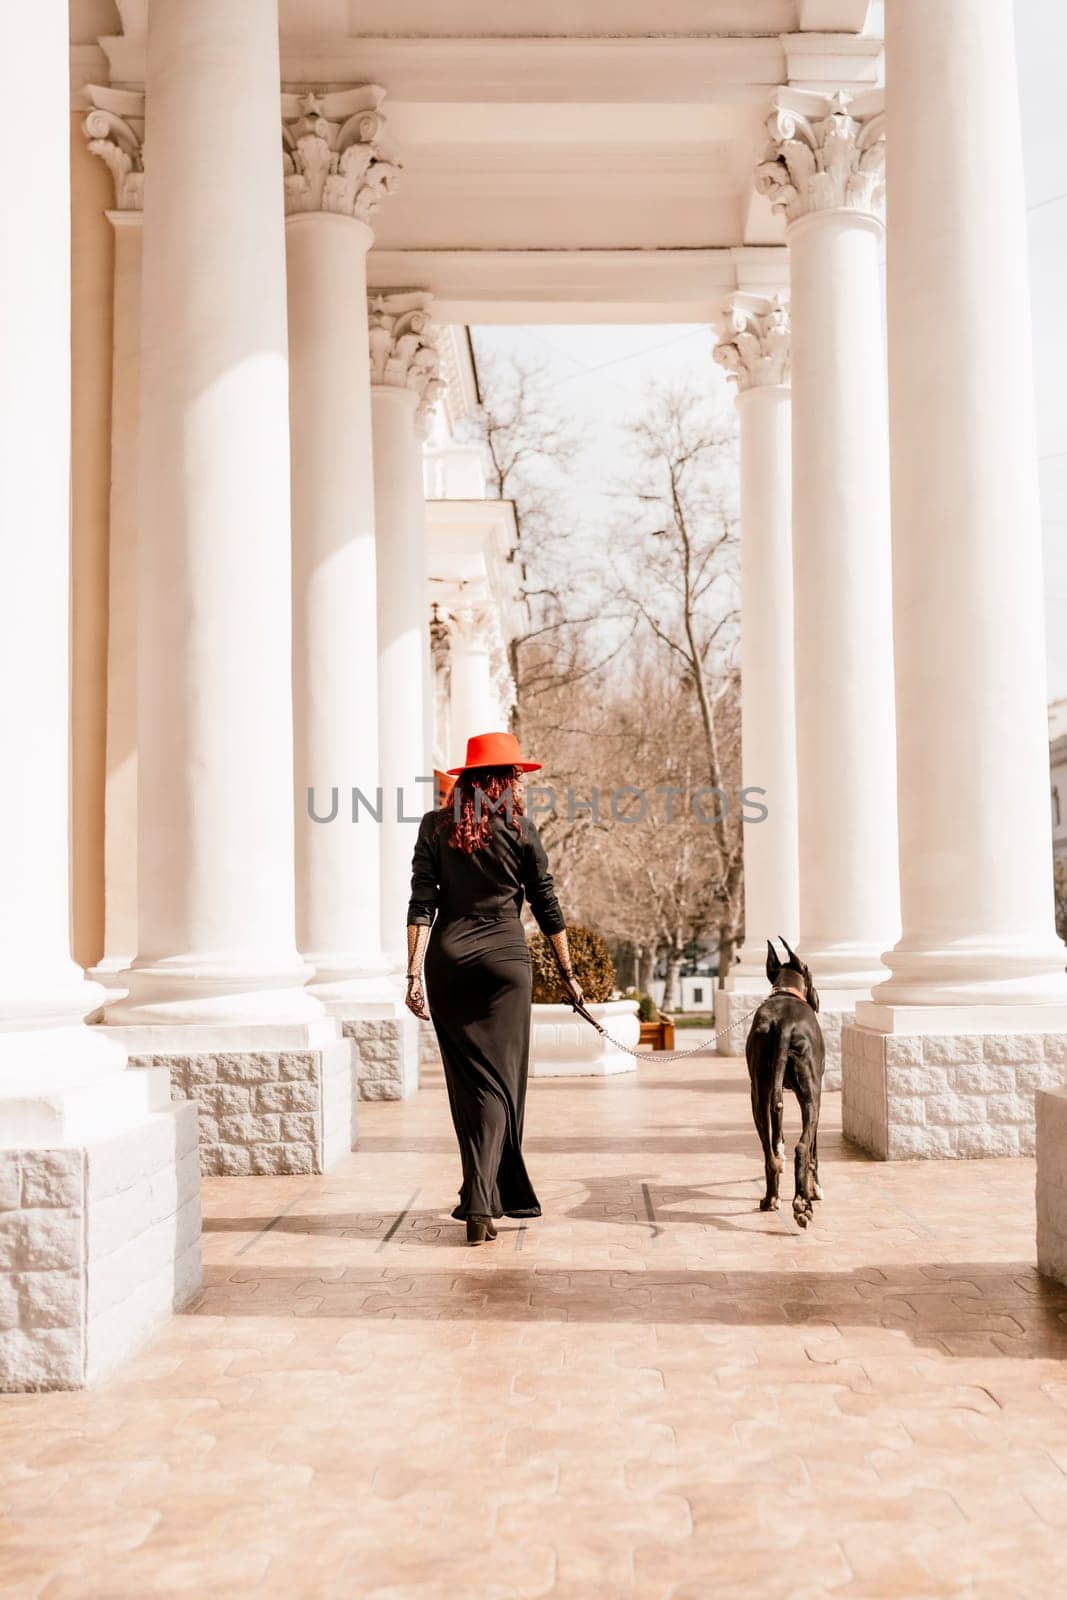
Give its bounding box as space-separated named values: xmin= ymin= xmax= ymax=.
xmin=529 ymin=925 xmax=616 ymax=1004
xmin=636 ymin=992 xmax=659 ymax=1023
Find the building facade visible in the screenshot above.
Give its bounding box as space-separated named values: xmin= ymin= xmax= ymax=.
xmin=2 ymin=0 xmax=1067 ymax=1387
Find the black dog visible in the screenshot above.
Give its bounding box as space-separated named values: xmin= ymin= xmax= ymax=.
xmin=745 ymin=937 xmax=824 ymax=1228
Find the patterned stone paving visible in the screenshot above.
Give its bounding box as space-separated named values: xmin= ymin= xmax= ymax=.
xmin=3 ymin=1054 xmax=1067 ymax=1598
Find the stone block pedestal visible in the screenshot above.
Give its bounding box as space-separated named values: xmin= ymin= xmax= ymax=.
xmin=714 ymin=987 xmax=761 ymax=1059
xmin=341 ymin=1010 xmax=420 ymax=1101
xmin=419 ymin=1021 xmax=441 ymax=1071
xmin=1037 ymin=1087 xmax=1067 ymax=1286
xmin=0 ymin=1099 xmax=202 ymax=1390
xmin=813 ymin=1007 xmax=846 ymax=1091
xmin=843 ymin=1020 xmax=1067 ymax=1160
xmin=106 ymin=1020 xmax=359 ymax=1175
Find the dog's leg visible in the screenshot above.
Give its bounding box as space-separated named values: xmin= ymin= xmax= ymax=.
xmin=751 ymin=1081 xmax=781 ymax=1211
xmin=792 ymin=1091 xmax=817 ymax=1229
xmin=772 ymin=1095 xmax=785 ymax=1165
xmin=763 ymin=1028 xmax=790 ymax=1212
xmin=811 ymin=1117 xmax=823 ymax=1201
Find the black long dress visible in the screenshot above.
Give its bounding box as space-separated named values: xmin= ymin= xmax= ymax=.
xmin=407 ymin=808 xmax=566 ymax=1221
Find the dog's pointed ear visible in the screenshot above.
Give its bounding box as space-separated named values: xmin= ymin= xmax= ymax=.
xmin=781 ymin=935 xmax=800 ymax=968
xmin=766 ymin=939 xmax=781 ymax=984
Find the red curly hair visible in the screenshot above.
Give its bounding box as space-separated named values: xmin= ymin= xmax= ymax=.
xmin=444 ymin=765 xmax=525 ymax=854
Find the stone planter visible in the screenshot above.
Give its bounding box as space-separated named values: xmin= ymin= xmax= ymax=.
xmin=529 ymin=1000 xmax=640 ymax=1077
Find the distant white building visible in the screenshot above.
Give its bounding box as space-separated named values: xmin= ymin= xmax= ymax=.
xmin=646 ymin=977 xmax=716 ymax=1015
xmin=679 ymin=977 xmax=715 ymax=1015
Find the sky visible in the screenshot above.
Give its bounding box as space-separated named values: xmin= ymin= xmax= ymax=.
xmin=470 ymin=322 xmax=733 ymax=552
xmin=472 ymin=0 xmax=1067 ymax=704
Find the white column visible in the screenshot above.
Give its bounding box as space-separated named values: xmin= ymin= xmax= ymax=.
xmin=108 ymin=0 xmax=319 ymax=1025
xmin=0 ymin=3 xmax=130 ymax=1114
xmin=873 ymin=1 xmax=1067 ymax=1011
xmin=0 ymin=22 xmax=201 ymax=1391
xmin=714 ymin=294 xmax=798 ymax=979
xmin=83 ymin=89 xmax=145 ymax=988
xmin=369 ymin=294 xmax=443 ymax=964
xmin=283 ymin=89 xmax=400 ymax=1001
xmin=448 ymin=605 xmax=502 ymax=760
xmin=839 ymin=5 xmax=1067 ymax=1167
xmin=758 ymin=91 xmax=899 ymax=991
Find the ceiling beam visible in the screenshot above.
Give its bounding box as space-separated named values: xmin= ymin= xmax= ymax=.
xmin=96 ymin=33 xmax=878 ymax=101
xmin=367 ymin=247 xmax=788 ymax=326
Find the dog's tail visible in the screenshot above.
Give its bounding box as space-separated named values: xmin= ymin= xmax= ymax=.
xmin=769 ymin=1024 xmax=790 ymax=1159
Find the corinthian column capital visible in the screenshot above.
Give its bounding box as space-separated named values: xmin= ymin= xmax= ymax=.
xmin=453 ymin=603 xmax=490 ymax=645
xmin=368 ymin=291 xmax=446 ymax=427
xmin=756 ymin=88 xmax=885 ymax=226
xmin=83 ymin=84 xmax=144 ymax=211
xmin=281 ymin=85 xmax=401 ymax=222
xmin=714 ymin=294 xmax=790 ymax=391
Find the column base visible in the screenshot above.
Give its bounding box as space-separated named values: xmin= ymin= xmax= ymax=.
xmin=842 ymin=1008 xmax=1067 ymax=1160
xmin=1037 ymin=1088 xmax=1067 ymax=1286
xmin=101 ymin=1019 xmax=358 ymax=1176
xmin=0 ymin=1100 xmax=202 ymax=1390
xmin=104 ymin=960 xmax=324 ymax=1027
xmin=872 ymin=940 xmax=1067 ymax=1008
xmin=307 ymin=967 xmax=398 ymax=1008
xmin=85 ymin=956 xmax=134 ymax=1007
xmin=788 ymin=940 xmax=890 ymax=991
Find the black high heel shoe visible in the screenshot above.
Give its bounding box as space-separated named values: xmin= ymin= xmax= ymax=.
xmin=466 ymin=1216 xmax=497 ymax=1246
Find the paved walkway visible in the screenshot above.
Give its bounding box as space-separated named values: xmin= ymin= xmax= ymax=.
xmin=4 ymin=1056 xmax=1067 ymax=1598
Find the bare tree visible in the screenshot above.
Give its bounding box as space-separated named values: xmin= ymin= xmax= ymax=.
xmin=476 ymin=353 xmax=582 ymax=533
xmin=465 ymin=348 xmax=633 ymax=733
xmin=558 ymin=655 xmax=725 ymax=1006
xmin=609 ymin=383 xmax=745 ymax=982
xmin=462 ymin=357 xmax=744 ymax=1001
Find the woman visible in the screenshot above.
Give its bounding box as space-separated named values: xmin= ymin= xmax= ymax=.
xmin=405 ymin=731 xmax=583 ymax=1245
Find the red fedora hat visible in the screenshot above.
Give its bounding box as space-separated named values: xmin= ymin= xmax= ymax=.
xmin=447 ymin=731 xmax=542 ymax=776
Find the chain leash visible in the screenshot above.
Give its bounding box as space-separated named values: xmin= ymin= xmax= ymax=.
xmin=566 ymin=1000 xmax=763 ymax=1063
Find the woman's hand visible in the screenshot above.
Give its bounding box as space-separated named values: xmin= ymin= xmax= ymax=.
xmin=405 ymin=975 xmax=430 ymax=1022
xmin=563 ymin=973 xmax=585 ymax=1010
